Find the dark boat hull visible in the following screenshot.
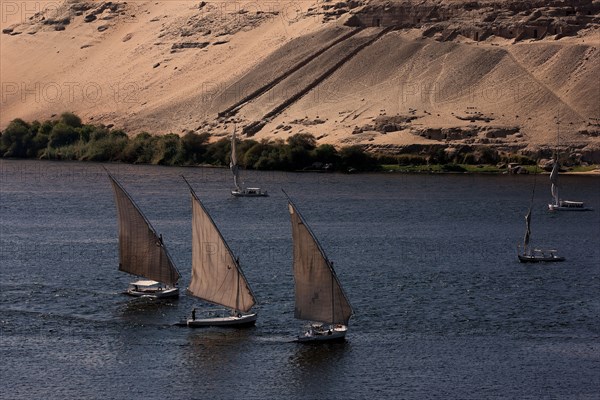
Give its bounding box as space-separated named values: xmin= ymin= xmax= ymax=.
xmin=186 ymin=313 xmax=257 ymax=328
xmin=518 ymin=254 xmax=565 ymax=263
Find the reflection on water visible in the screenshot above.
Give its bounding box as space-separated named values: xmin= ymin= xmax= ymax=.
xmin=182 ymin=328 xmax=258 ymax=396
xmin=290 ymin=341 xmax=349 ymax=371
xmin=282 ymin=341 xmax=350 ymax=395
xmin=1 ymin=160 xmax=599 ymax=400
xmin=116 ymin=296 xmax=181 ymax=328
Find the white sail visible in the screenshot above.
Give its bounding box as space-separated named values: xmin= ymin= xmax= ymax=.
xmin=550 ymin=159 xmax=559 ymax=204
xmin=230 ymin=130 xmax=241 ymax=191
xmin=287 ymin=199 xmax=353 ymax=326
xmin=108 ymin=175 xmax=180 ymax=286
xmin=186 ymin=184 xmax=256 ymax=312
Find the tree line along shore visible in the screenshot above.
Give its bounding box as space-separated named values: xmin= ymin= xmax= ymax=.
xmin=1 ymin=112 xmax=597 ymax=174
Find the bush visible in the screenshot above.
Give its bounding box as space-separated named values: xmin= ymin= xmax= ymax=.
xmin=181 ymin=131 xmax=210 ymax=164
xmin=90 ymin=126 xmax=109 ymax=141
xmin=441 ymin=163 xmax=467 ymax=172
xmin=339 ymin=145 xmax=379 ymax=171
xmin=153 ymin=134 xmax=181 ymax=165
xmin=204 ymin=137 xmax=230 ymax=166
xmin=1 ymin=119 xmax=31 ymax=157
xmin=121 ymin=133 xmax=155 ymax=164
xmin=313 ymin=144 xmax=339 ymax=165
xmin=83 ymin=137 xmax=128 ymax=161
xmin=59 ymin=112 xmax=82 ymax=128
xmin=287 ymin=133 xmax=316 ymax=150
xmin=49 ymin=123 xmax=79 ymax=147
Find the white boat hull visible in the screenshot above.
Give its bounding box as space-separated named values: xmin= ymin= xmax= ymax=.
xmin=548 ymin=204 xmax=593 ymax=211
xmin=297 ymin=325 xmax=348 ymax=343
xmin=187 ymin=313 xmax=257 ymax=328
xmin=126 ymin=279 xmax=180 ymax=298
xmin=126 ymin=287 xmax=179 ymax=299
xmin=548 ymin=200 xmax=592 ymax=211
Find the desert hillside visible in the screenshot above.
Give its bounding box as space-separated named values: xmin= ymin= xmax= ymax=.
xmin=2 ymin=0 xmax=599 ymax=158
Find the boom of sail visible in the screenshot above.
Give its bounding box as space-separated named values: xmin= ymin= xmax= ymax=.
xmin=108 ymin=174 xmax=180 ymax=286
xmin=186 ymin=184 xmax=256 ymax=312
xmin=288 ymin=200 xmax=353 ymax=326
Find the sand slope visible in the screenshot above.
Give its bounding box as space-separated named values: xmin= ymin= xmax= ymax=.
xmin=1 ymin=0 xmax=599 ymax=153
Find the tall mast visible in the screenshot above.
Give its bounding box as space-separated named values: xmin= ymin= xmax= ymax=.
xmin=551 ymin=112 xmax=560 ymax=205
xmin=331 ymin=270 xmax=335 ymax=325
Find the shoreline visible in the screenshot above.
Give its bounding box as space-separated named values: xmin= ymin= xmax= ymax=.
xmin=2 ymin=157 xmax=599 ymax=176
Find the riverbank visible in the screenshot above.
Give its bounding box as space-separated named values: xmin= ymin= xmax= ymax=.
xmin=2 ymin=114 xmax=598 ymax=174
xmin=381 ymin=164 xmax=600 ymax=174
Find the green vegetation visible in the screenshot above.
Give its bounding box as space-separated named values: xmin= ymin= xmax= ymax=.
xmin=5 ymin=113 xmax=589 ymax=174
xmin=0 ymin=114 xmax=380 ymax=172
xmin=568 ymin=165 xmax=600 ymax=173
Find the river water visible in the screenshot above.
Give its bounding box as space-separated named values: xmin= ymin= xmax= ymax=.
xmin=1 ymin=160 xmax=599 ymax=399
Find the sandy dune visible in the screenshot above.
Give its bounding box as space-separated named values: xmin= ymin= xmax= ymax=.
xmin=1 ymin=0 xmax=599 ymax=155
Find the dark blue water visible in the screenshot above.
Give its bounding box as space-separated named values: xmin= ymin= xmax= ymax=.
xmin=1 ymin=160 xmax=599 ymax=399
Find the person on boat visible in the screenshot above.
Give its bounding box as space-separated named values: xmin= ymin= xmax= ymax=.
xmin=191 ymin=308 xmax=196 ymax=321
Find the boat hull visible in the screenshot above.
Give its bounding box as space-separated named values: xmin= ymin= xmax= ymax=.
xmin=297 ymin=325 xmax=348 ymax=343
xmin=548 ymin=200 xmax=593 ymax=211
xmin=126 ymin=287 xmax=179 ymax=299
xmin=231 ymin=188 xmax=268 ymax=197
xmin=187 ymin=313 xmax=257 ymax=328
xmin=518 ymin=254 xmax=565 ymax=263
xmin=548 ymin=204 xmax=593 ymax=211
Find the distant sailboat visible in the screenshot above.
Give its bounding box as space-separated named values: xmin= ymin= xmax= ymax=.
xmin=518 ymin=170 xmax=565 ymax=263
xmin=518 ymin=208 xmax=565 ymax=263
xmin=284 ymin=191 xmax=353 ymax=343
xmin=182 ymin=176 xmax=258 ymax=327
xmin=548 ymin=158 xmax=592 ymax=211
xmin=107 ymin=173 xmax=181 ymax=298
xmin=548 ymin=118 xmax=592 ymax=211
xmin=230 ymin=128 xmax=267 ymax=197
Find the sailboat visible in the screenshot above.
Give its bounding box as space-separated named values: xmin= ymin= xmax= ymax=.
xmin=107 ymin=173 xmax=181 ymax=298
xmin=182 ymin=176 xmax=258 ymax=327
xmin=284 ymin=191 xmax=353 ymax=343
xmin=518 ymin=207 xmax=565 ymax=263
xmin=548 ymin=158 xmax=592 ymax=211
xmin=547 ymin=118 xmax=592 ymax=211
xmin=518 ymin=170 xmax=565 ymax=263
xmin=230 ymin=128 xmax=268 ymax=197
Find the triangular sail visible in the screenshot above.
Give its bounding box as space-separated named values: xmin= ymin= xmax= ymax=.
xmin=524 ymin=208 xmax=532 ymax=250
xmin=287 ymin=197 xmax=353 ymax=326
xmin=230 ymin=130 xmax=241 ymax=191
xmin=108 ymin=175 xmax=180 ymax=286
xmin=185 ymin=179 xmax=256 ymax=312
xmin=550 ymin=158 xmax=559 ymax=204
